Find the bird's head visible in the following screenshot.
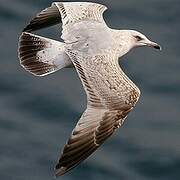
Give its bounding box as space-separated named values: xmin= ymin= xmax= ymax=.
xmin=117 ymin=30 xmax=161 ymax=56
xmin=130 ymin=30 xmax=161 ymax=50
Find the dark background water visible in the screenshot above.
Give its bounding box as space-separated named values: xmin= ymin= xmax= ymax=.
xmin=0 ymin=0 xmax=180 ymax=180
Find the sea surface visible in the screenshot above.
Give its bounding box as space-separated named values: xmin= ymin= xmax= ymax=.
xmin=0 ymin=0 xmax=180 ymax=180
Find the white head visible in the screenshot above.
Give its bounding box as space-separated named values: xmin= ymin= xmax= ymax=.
xmin=116 ymin=30 xmax=161 ymax=56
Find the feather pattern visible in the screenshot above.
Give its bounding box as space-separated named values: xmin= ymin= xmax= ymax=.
xmin=55 ymin=107 xmax=130 ymax=176
xmin=55 ymin=47 xmax=140 ymax=175
xmin=54 ymin=2 xmax=107 ymax=27
xmin=18 ymin=1 xmax=143 ymax=177
xmin=18 ymin=32 xmax=72 ymax=76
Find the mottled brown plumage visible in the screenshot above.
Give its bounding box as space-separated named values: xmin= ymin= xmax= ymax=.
xmin=18 ymin=1 xmax=161 ymax=177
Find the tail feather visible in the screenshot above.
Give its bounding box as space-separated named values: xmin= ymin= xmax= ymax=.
xmin=18 ymin=32 xmax=72 ymax=76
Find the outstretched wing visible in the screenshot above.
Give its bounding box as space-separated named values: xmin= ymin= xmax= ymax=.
xmin=23 ymin=2 xmax=107 ymax=32
xmin=55 ymin=106 xmax=132 ymax=176
xmin=55 ymin=50 xmax=140 ymax=176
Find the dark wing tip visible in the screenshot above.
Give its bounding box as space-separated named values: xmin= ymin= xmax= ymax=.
xmin=55 ymin=166 xmax=67 ymax=177
xmin=23 ymin=4 xmax=61 ymax=32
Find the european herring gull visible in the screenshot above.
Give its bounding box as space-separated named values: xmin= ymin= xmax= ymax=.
xmin=18 ymin=2 xmax=161 ymax=176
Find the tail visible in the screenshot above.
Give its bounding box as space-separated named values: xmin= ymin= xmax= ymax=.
xmin=18 ymin=32 xmax=72 ymax=76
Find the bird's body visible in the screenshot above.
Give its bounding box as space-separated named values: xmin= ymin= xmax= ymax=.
xmin=18 ymin=1 xmax=161 ymax=176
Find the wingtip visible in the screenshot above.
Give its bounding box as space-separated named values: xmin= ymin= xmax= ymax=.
xmin=22 ymin=25 xmax=32 ymax=33
xmin=55 ymin=166 xmax=68 ymax=177
xmin=21 ymin=4 xmax=61 ymax=33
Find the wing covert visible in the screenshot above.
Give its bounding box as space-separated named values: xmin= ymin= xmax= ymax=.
xmin=66 ymin=49 xmax=140 ymax=110
xmin=54 ymin=2 xmax=107 ymax=27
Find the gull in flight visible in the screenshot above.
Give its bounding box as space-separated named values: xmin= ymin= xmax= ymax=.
xmin=18 ymin=2 xmax=161 ymax=176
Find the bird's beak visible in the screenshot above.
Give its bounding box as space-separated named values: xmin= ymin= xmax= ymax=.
xmin=145 ymin=40 xmax=162 ymax=50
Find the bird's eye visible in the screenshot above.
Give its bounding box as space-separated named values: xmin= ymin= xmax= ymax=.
xmin=135 ymin=35 xmax=143 ymax=41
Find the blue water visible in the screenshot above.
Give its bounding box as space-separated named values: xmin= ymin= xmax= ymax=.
xmin=0 ymin=0 xmax=180 ymax=180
